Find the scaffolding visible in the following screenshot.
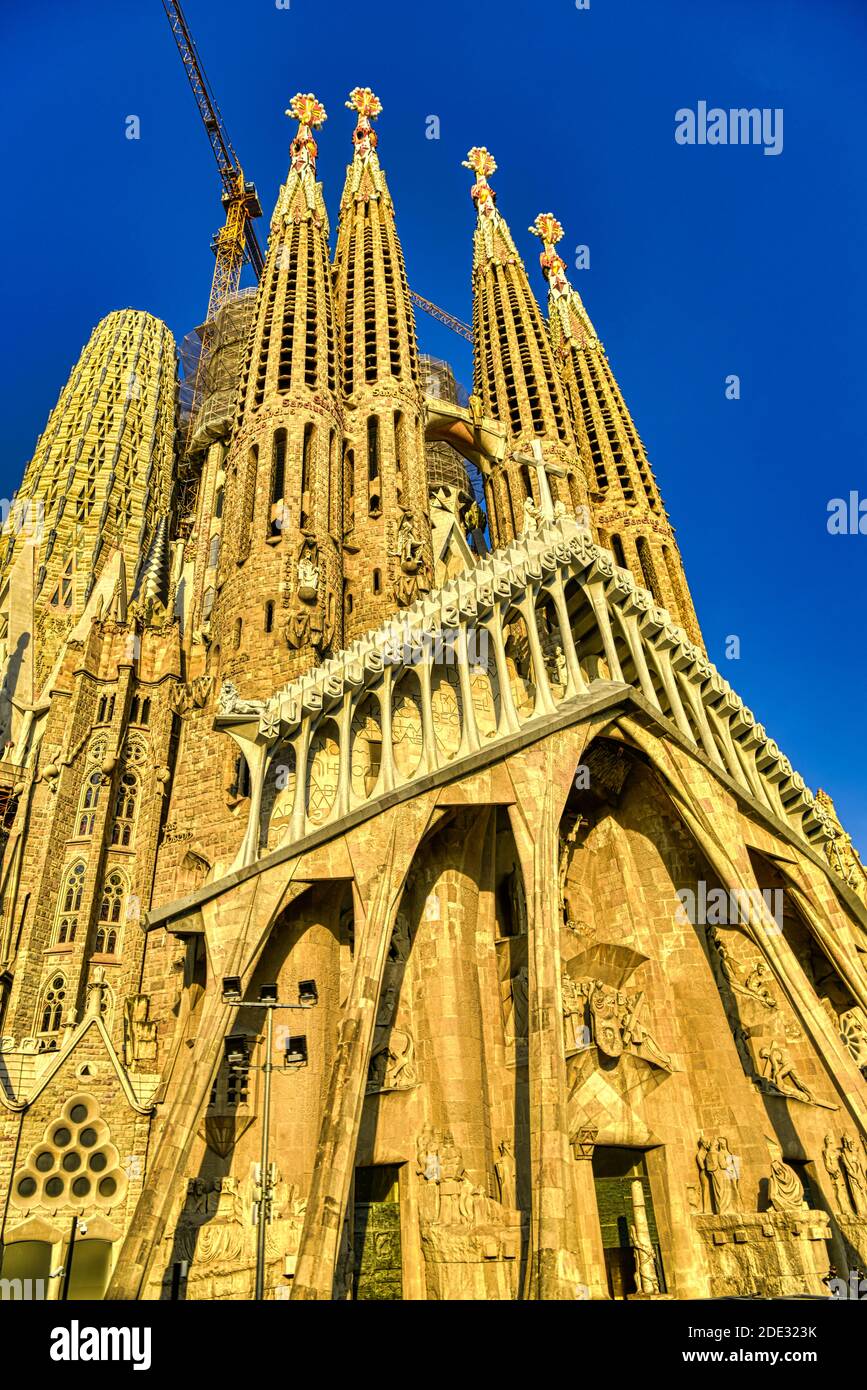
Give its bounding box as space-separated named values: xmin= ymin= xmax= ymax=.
xmin=179 ymin=287 xmax=258 ymax=454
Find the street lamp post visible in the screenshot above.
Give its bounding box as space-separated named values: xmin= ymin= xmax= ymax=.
xmin=221 ymin=977 xmax=318 ymax=1301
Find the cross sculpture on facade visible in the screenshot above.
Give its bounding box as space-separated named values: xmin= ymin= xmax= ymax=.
xmin=511 ymin=439 xmax=565 ymax=523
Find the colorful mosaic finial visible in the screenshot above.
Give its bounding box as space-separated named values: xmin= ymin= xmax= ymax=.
xmin=463 ymin=147 xmax=498 ymax=222
xmin=287 ymin=92 xmax=327 ymax=129
xmin=346 ymin=87 xmax=382 ymax=121
xmin=530 ymin=212 xmax=569 ymax=293
xmin=346 ymin=87 xmax=382 ymax=161
xmin=285 ymin=92 xmax=326 ymax=177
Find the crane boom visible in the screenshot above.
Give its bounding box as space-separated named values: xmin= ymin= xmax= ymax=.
xmin=162 ymin=0 xmax=264 ymax=289
xmin=164 ymin=3 xmax=470 ymax=342
xmin=409 ymin=291 xmax=473 ymax=343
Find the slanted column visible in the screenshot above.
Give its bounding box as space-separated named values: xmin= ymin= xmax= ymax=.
xmin=511 ymin=748 xmax=585 ymax=1299
xmin=545 ymin=574 xmax=586 ymax=698
xmin=485 ymin=605 xmax=521 ymax=735
xmin=516 ymin=589 xmax=557 ymax=718
xmin=455 ymin=623 xmax=481 ymax=754
xmin=291 ymin=807 xmax=424 ymax=1299
xmin=584 ymin=578 xmax=624 ymax=682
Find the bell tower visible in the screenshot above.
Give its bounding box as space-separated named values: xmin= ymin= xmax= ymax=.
xmin=333 ymin=89 xmax=432 ymax=640
xmin=531 ymin=213 xmax=702 ymax=646
xmin=464 ymin=149 xmax=588 ymax=547
xmin=212 ymin=93 xmax=343 ymax=695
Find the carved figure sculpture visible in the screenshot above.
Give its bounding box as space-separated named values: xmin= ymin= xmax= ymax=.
xmin=767 ymin=1156 xmax=807 ymax=1213
xmin=840 ymin=1135 xmax=867 ymax=1216
xmin=494 ymin=1139 xmax=516 ymax=1209
xmin=822 ymin=1134 xmax=851 ymax=1213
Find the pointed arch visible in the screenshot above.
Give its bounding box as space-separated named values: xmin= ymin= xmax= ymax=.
xmin=76 ymin=769 xmax=103 ymax=838
xmin=110 ymin=769 xmax=139 ymax=847
xmin=54 ymin=860 xmax=86 ymax=944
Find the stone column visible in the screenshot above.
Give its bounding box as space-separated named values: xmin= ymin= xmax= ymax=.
xmin=291 ymin=800 xmax=430 ymax=1299
xmin=510 ymin=738 xmax=585 ymax=1299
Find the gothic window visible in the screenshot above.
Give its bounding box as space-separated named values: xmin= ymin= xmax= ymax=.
xmin=373 ymin=569 xmax=382 ymax=594
xmin=38 ymin=974 xmax=66 ymax=1042
xmin=345 ymin=447 xmax=355 ymax=529
xmin=233 ymin=618 xmax=242 ymax=651
xmin=208 ymin=533 xmax=220 ymax=569
xmin=202 ymin=587 xmax=215 ymax=623
xmin=110 ymin=771 xmax=139 ymax=847
xmin=55 ymin=862 xmax=85 ymax=944
xmin=327 ymin=430 xmax=335 ymax=534
xmin=129 ymin=696 xmax=150 ymax=726
xmin=95 ymin=871 xmax=125 ymax=955
xmin=264 ymin=601 xmax=275 ymax=634
xmin=77 ymin=771 xmax=102 ymax=837
xmin=214 ymin=486 xmax=224 ymax=520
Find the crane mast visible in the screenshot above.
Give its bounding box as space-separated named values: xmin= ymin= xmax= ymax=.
xmin=163 ymin=2 xmax=472 ymax=345
xmin=162 ymin=0 xmax=263 ymax=321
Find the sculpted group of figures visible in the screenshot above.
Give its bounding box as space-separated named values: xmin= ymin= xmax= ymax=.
xmin=415 ymin=1126 xmax=517 ymax=1227
xmin=697 ymin=1133 xmax=867 ymax=1217
xmin=561 ymin=972 xmax=672 ymax=1070
xmin=822 ymin=1133 xmax=867 ymax=1216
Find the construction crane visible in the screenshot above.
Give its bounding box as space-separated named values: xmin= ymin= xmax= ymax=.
xmin=163 ymin=1 xmax=471 ymax=344
xmin=408 ymin=291 xmax=473 ymax=343
xmin=162 ymin=0 xmax=263 ymax=322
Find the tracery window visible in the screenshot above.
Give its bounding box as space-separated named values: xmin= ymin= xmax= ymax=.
xmin=110 ymin=771 xmax=139 ymax=847
xmin=38 ymin=974 xmax=66 ymax=1042
xmin=55 ymin=861 xmax=85 ymax=944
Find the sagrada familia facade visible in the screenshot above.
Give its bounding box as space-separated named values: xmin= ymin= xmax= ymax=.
xmin=1 ymin=88 xmax=866 ymax=1302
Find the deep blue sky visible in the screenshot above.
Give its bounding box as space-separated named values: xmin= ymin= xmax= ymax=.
xmin=2 ymin=0 xmax=865 ymax=849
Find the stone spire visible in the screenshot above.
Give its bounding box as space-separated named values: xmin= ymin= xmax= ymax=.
xmin=531 ymin=213 xmax=703 ymax=646
xmin=131 ymin=513 xmax=171 ymax=617
xmin=333 ymin=88 xmax=432 ymax=640
xmin=464 ymin=151 xmax=587 ymax=547
xmin=0 ymin=309 xmax=176 ymax=689
xmin=203 ymin=94 xmax=343 ymax=695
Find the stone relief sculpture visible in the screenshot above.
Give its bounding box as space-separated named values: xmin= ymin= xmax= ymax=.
xmin=697 ymin=1136 xmax=741 ymax=1214
xmin=367 ymin=978 xmax=417 ymax=1093
xmin=840 ymin=1134 xmax=867 ymax=1217
xmin=822 ymin=1134 xmax=851 ymax=1213
xmin=502 ymin=965 xmax=529 ymax=1044
xmin=578 ymin=979 xmax=672 ymax=1070
xmin=285 ymin=542 xmax=325 ymax=650
xmin=217 ymin=680 xmax=265 ymax=717
xmin=757 ymin=1042 xmax=814 ymax=1104
xmin=630 ymin=1223 xmax=661 ymax=1294
xmin=766 ymin=1146 xmax=807 ymax=1214
xmin=392 ymin=512 xmax=431 ymax=607
xmin=169 ymin=673 xmax=213 ymax=717
xmin=494 ymin=1139 xmax=516 ymax=1209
